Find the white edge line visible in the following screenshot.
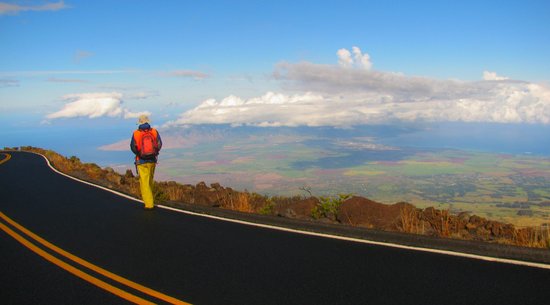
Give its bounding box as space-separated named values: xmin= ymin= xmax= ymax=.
xmin=24 ymin=151 xmax=550 ymax=271
xmin=31 ymin=151 xmax=143 ymax=204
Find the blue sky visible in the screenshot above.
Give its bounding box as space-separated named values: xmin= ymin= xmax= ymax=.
xmin=1 ymin=0 xmax=550 ymax=155
xmin=3 ymin=1 xmax=549 ymax=78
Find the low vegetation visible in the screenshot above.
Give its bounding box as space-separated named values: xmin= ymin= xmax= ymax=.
xmin=312 ymin=194 xmax=352 ymax=220
xmin=7 ymin=146 xmax=550 ymax=249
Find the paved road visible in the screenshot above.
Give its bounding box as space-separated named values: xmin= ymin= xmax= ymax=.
xmin=1 ymin=151 xmax=549 ymax=305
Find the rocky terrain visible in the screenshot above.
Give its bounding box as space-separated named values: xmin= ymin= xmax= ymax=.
xmin=7 ymin=146 xmax=549 ymax=249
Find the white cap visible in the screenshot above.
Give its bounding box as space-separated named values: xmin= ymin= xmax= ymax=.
xmin=138 ymin=114 xmax=150 ymax=124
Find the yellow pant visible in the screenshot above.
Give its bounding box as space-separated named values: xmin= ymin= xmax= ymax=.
xmin=137 ymin=162 xmax=156 ymax=208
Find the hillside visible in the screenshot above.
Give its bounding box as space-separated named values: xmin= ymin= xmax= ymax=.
xmin=6 ymin=146 xmax=550 ymax=249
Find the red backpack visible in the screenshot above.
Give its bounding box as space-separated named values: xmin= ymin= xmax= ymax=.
xmin=139 ymin=129 xmax=159 ymax=159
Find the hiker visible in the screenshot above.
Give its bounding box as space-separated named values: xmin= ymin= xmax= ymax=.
xmin=130 ymin=115 xmax=162 ymax=210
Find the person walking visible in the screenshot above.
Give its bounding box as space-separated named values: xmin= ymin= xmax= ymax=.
xmin=130 ymin=115 xmax=162 ymax=210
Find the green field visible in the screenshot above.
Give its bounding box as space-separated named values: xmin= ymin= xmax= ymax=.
xmin=155 ymin=136 xmax=550 ymax=227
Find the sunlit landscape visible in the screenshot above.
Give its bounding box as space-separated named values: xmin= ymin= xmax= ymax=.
xmin=2 ymin=0 xmax=549 ymax=239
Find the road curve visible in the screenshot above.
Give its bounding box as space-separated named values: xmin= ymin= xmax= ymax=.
xmin=0 ymin=151 xmax=549 ymax=305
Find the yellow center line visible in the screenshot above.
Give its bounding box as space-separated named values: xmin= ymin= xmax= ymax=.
xmin=0 ymin=220 xmax=155 ymax=305
xmin=0 ymin=153 xmax=11 ymax=165
xmin=0 ymin=212 xmax=191 ymax=305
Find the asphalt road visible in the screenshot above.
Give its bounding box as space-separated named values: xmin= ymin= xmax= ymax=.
xmin=1 ymin=151 xmax=549 ymax=305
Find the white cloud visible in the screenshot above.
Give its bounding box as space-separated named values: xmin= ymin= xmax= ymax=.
xmin=166 ymin=92 xmax=333 ymax=127
xmin=167 ymin=47 xmax=550 ymax=127
xmin=483 ymin=70 xmax=509 ymax=81
xmin=0 ymin=1 xmax=67 ymax=15
xmin=277 ymin=61 xmax=550 ymax=124
xmin=337 ymin=49 xmax=353 ymax=67
xmin=337 ymin=46 xmax=372 ymax=70
xmin=167 ymin=80 xmax=550 ymax=127
xmin=352 ymin=46 xmax=372 ymax=70
xmin=46 ymin=92 xmax=151 ymax=120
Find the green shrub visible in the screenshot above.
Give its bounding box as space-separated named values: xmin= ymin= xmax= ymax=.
xmin=312 ymin=194 xmax=352 ymax=220
xmin=259 ymin=198 xmax=275 ymax=215
xmin=153 ymin=183 xmax=170 ymax=202
xmin=69 ymin=156 xmax=81 ymax=163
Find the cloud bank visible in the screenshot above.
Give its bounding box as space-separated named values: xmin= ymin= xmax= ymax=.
xmin=167 ymin=47 xmax=550 ymax=127
xmin=167 ymin=92 xmax=328 ymax=127
xmin=0 ymin=1 xmax=67 ymax=15
xmin=46 ymin=92 xmax=150 ymax=120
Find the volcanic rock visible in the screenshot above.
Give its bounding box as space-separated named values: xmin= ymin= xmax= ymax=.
xmin=337 ymin=196 xmax=413 ymax=230
xmin=274 ymin=197 xmax=319 ymax=220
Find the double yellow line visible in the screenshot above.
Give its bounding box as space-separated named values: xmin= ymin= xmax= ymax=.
xmin=0 ymin=153 xmax=11 ymax=165
xmin=0 ymin=212 xmax=190 ymax=304
xmin=0 ymin=153 xmax=191 ymax=304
